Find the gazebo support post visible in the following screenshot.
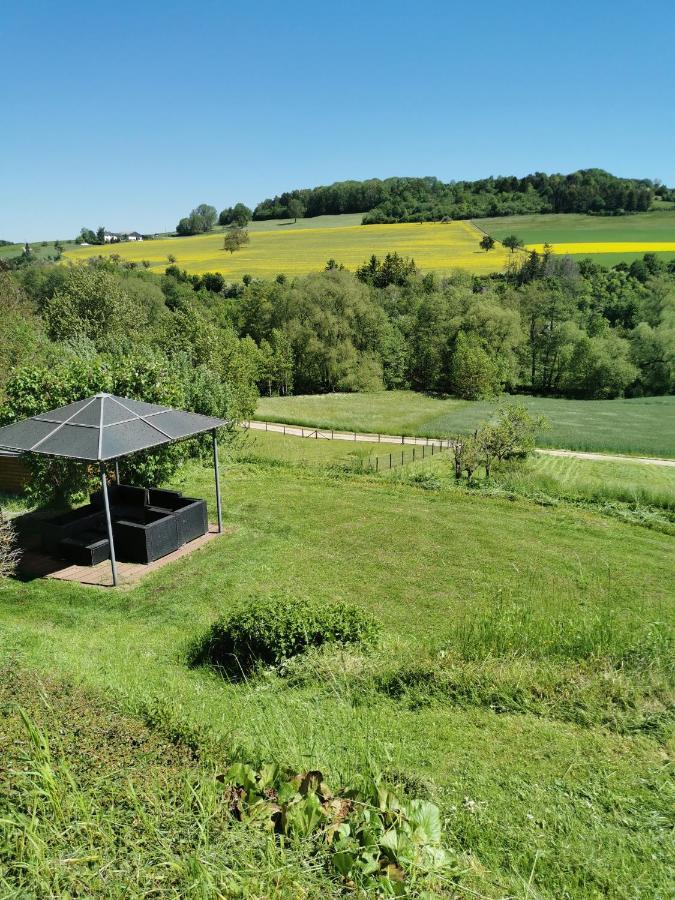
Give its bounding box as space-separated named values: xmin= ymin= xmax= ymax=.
xmin=114 ymin=460 xmax=120 ymax=483
xmin=212 ymin=428 xmax=223 ymax=533
xmin=99 ymin=463 xmax=118 ymax=586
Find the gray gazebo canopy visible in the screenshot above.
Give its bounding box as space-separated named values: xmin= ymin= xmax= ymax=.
xmin=0 ymin=393 xmax=228 ymax=586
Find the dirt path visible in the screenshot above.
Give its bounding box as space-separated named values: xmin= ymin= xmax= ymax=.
xmin=246 ymin=420 xmax=675 ymax=467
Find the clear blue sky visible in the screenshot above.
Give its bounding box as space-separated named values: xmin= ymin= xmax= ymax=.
xmin=2 ymin=0 xmax=674 ymax=241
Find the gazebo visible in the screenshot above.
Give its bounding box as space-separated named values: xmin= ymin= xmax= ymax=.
xmin=0 ymin=393 xmax=228 ymax=586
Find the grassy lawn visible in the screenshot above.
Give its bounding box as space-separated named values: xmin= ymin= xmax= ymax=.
xmin=256 ymin=391 xmax=675 ymax=458
xmin=1 ymin=432 xmax=673 ymax=896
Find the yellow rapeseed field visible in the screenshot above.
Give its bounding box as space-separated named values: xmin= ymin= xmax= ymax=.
xmin=526 ymin=241 xmax=675 ymax=255
xmin=64 ymin=221 xmax=512 ymax=277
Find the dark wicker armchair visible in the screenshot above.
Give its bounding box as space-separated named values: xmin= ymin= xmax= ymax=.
xmin=112 ymin=509 xmax=180 ymax=564
xmin=147 ymin=490 xmax=208 ymax=544
xmin=42 ymin=507 xmax=106 ymax=555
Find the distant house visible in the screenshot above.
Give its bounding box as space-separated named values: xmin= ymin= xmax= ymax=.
xmin=102 ymin=230 xmax=143 ymax=243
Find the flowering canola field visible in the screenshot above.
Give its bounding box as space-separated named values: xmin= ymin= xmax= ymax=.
xmin=64 ymin=221 xmax=512 ymax=277
xmin=527 ymin=241 xmax=675 ymax=255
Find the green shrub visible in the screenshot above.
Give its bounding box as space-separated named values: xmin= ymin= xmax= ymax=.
xmin=190 ymin=594 xmax=378 ymax=677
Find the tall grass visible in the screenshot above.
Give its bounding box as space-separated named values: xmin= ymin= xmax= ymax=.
xmin=446 ymin=590 xmax=673 ymax=674
xmin=0 ymin=706 xmax=334 ymax=898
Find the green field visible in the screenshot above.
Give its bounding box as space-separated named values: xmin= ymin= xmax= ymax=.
xmin=256 ymin=391 xmax=675 ymax=458
xmin=1 ymin=431 xmax=674 ymax=896
xmin=0 ymin=239 xmax=78 ymax=262
xmin=476 ymin=210 xmax=675 ymax=244
xmin=476 ymin=210 xmax=675 ymax=266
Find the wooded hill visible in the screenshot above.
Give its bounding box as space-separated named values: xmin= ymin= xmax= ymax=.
xmin=253 ymin=169 xmax=672 ymax=224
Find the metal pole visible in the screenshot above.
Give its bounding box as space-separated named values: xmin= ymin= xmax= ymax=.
xmin=100 ymin=463 xmax=118 ymax=587
xmin=212 ymin=429 xmax=223 ymax=534
xmin=114 ymin=460 xmax=120 ymax=483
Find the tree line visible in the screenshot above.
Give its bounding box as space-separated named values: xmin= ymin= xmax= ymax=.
xmin=1 ymin=244 xmax=673 ymax=496
xmin=253 ymin=170 xmax=661 ymax=223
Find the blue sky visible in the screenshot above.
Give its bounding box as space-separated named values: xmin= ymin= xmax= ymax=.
xmin=2 ymin=0 xmax=674 ymax=241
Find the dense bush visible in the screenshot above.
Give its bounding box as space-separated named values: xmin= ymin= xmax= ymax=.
xmin=190 ymin=594 xmax=378 ymax=676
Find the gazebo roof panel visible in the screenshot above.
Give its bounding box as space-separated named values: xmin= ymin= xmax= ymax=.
xmin=36 ymin=397 xmax=96 ymax=423
xmin=0 ymin=418 xmax=56 ymax=450
xmin=110 ymin=396 xmax=170 ymax=417
xmin=101 ymin=418 xmax=172 ymax=460
xmin=70 ymin=398 xmax=104 ymax=427
xmin=38 ymin=424 xmax=100 ymax=459
xmin=145 ymin=410 xmax=212 ymax=440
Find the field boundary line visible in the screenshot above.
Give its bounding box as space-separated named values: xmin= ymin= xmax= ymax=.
xmin=245 ymin=420 xmax=675 ymax=467
xmin=534 ymin=448 xmax=675 ymax=467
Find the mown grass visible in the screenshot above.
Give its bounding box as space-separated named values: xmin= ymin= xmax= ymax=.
xmin=521 ymin=453 xmax=675 ymax=510
xmin=64 ymin=220 xmax=512 ymax=277
xmin=1 ymin=431 xmax=673 ymax=897
xmin=256 ymin=390 xmax=675 ymax=458
xmin=242 ymin=430 xmax=675 ymax=512
xmin=237 ymin=426 xmax=382 ymax=467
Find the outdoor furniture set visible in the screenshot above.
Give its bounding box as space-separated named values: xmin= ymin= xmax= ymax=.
xmin=42 ymin=485 xmax=208 ymax=566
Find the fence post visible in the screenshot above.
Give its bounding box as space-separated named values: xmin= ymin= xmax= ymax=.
xmin=354 ymin=432 xmax=356 ymax=441
xmin=315 ymin=430 xmax=318 ymax=439
xmin=413 ymin=447 xmax=416 ymax=461
xmin=389 ymin=453 xmax=392 ymax=469
xmin=283 ymin=425 xmax=286 ymax=435
xmin=378 ymin=433 xmax=381 ymax=442
xmin=431 ymin=444 xmax=434 ymax=456
xmin=423 ymin=445 xmax=425 ymax=459
xmin=376 ymin=457 xmax=379 ymax=473
xmin=331 ymin=430 xmax=334 ymax=439
xmin=265 ymin=421 xmax=268 ymax=431
xmin=401 ymin=451 xmax=404 ymax=465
